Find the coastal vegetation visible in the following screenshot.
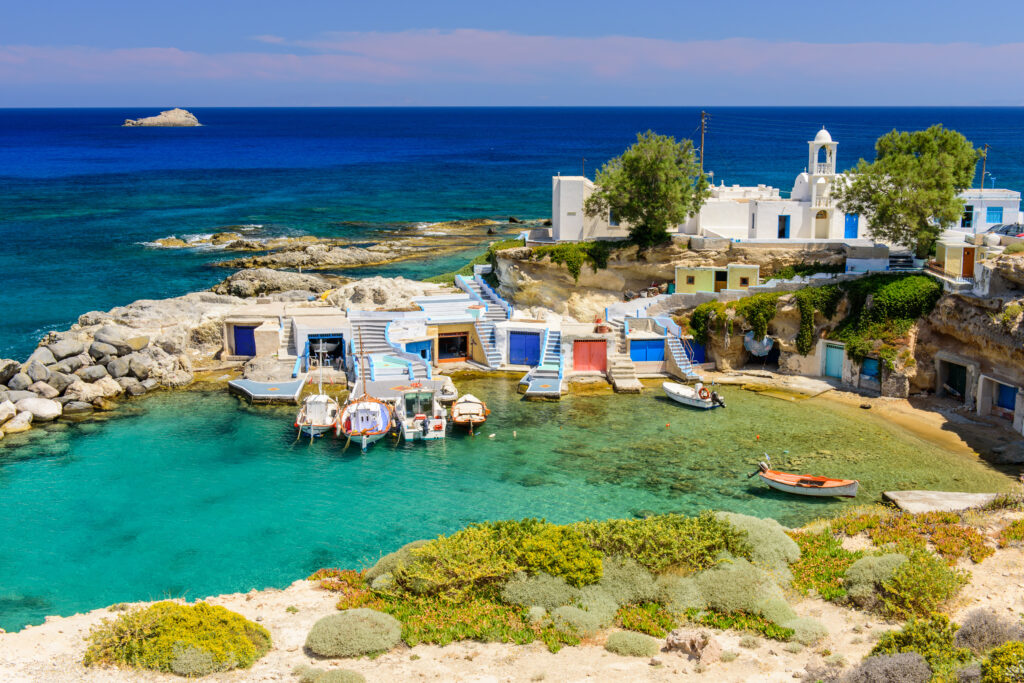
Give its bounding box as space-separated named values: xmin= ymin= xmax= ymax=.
xmin=423 ymin=238 xmax=524 ymax=285
xmin=82 ymin=601 xmax=271 ymax=676
xmin=834 ymin=125 xmax=980 ymax=259
xmin=530 ymin=240 xmax=620 ymax=282
xmin=584 ymin=130 xmax=709 ymax=248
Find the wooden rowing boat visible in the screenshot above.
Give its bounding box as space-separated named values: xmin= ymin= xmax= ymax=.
xmin=451 ymin=394 xmax=490 ymax=431
xmin=757 ymin=463 xmax=859 ymax=498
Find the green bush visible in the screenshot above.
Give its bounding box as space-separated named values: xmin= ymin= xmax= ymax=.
xmin=781 ymin=617 xmax=827 ymax=646
xmin=1005 ymin=242 xmax=1024 ymax=255
xmin=754 ymin=596 xmax=797 ymax=626
xmin=597 ymin=556 xmax=659 ymax=606
xmin=604 ymin=631 xmax=659 ymax=657
xmin=551 ymin=605 xmax=606 ymax=638
xmin=531 ymin=241 xmax=619 ymax=281
xmin=575 ymin=585 xmax=620 ymax=625
xmin=694 ymin=557 xmax=774 ymax=615
xmin=655 ymin=574 xmax=705 ymax=613
xmin=879 ymin=550 xmax=969 ymax=619
xmin=688 ymin=301 xmax=726 ymax=346
xmin=527 ymin=606 xmax=547 ymax=624
xmin=793 ymin=285 xmax=844 ymax=355
xmin=365 ymin=539 xmax=430 ymax=581
xmin=955 ymin=609 xmax=1024 ymax=655
xmin=871 ymin=614 xmax=971 ymax=674
xmin=304 ymin=609 xmax=402 ymax=658
xmin=82 ymin=601 xmax=271 ymax=674
xmin=615 ymin=602 xmax=676 ymax=637
xmin=393 ymin=524 xmax=522 ymax=597
xmin=717 ymin=512 xmax=800 ymax=583
xmin=981 ymin=640 xmax=1024 ymax=682
xmin=789 ymin=530 xmax=864 ymax=601
xmin=844 ymin=653 xmax=932 ymax=683
xmin=517 ymin=525 xmax=603 ymax=587
xmin=845 ymin=553 xmax=907 ymax=609
xmin=732 ymin=293 xmax=782 ymax=340
xmin=571 ymin=511 xmax=751 ymax=573
xmin=294 ymin=667 xmax=367 ymax=683
xmin=686 ymin=609 xmax=795 ymax=641
xmin=500 ymin=572 xmax=580 ymax=611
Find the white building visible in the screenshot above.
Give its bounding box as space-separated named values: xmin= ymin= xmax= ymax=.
xmin=548 ymin=128 xmax=1020 ymax=244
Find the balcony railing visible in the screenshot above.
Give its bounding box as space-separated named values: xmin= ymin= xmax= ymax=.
xmin=813 ymin=196 xmax=833 ymax=208
xmin=815 ymin=163 xmax=834 ymax=175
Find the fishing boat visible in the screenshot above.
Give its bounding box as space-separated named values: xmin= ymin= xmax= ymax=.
xmin=339 ymin=331 xmax=395 ymax=452
xmin=294 ymin=344 xmax=341 ymax=439
xmin=392 ymin=383 xmax=447 ymax=441
xmin=450 ymin=394 xmax=489 ymax=433
xmin=752 ymin=457 xmax=859 ymax=498
xmin=662 ymin=381 xmax=726 ymax=409
xmin=437 ymin=381 xmax=459 ymax=404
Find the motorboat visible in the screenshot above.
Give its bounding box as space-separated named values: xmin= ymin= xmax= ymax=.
xmin=451 ymin=394 xmax=490 ymax=433
xmin=663 ymin=381 xmax=726 ymax=409
xmin=392 ymin=383 xmax=447 ymax=441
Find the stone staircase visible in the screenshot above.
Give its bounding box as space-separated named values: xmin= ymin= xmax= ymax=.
xmin=279 ymin=319 xmax=297 ymax=359
xmin=605 ymin=318 xmax=642 ymax=393
xmin=889 ymin=252 xmax=917 ymax=271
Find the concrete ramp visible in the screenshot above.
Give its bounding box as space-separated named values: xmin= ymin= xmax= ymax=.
xmin=883 ymin=490 xmax=999 ymax=514
xmin=228 ymin=378 xmax=305 ymax=404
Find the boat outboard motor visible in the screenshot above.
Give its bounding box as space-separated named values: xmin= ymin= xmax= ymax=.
xmin=711 ymin=391 xmax=726 ymax=408
xmin=421 ymin=417 xmax=429 ymax=436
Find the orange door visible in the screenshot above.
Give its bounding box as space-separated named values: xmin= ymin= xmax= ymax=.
xmin=962 ymin=248 xmax=975 ymax=278
xmin=574 ymin=340 xmax=607 ymax=372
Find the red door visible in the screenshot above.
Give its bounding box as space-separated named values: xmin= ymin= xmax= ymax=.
xmin=574 ymin=340 xmax=607 ymax=372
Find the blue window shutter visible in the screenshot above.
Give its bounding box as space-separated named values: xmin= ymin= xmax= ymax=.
xmin=987 ymin=206 xmax=1003 ymax=223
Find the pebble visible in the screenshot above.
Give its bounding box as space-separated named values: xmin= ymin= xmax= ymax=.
xmin=649 ymin=657 xmax=662 ymax=666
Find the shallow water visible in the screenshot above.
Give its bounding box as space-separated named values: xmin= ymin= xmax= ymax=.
xmin=0 ymin=378 xmax=1011 ymax=631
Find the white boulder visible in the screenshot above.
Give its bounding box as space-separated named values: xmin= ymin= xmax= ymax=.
xmin=3 ymin=411 xmax=32 ymax=434
xmin=0 ymin=399 xmax=16 ymax=425
xmin=15 ymin=397 xmax=62 ymax=422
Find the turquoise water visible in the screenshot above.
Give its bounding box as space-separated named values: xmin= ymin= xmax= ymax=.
xmin=0 ymin=378 xmax=1011 ymax=631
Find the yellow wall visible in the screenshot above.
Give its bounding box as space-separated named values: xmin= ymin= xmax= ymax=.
xmin=727 ymin=265 xmax=760 ymax=290
xmin=945 ymin=248 xmax=962 ymax=278
xmin=935 ymin=244 xmax=946 ymax=266
xmin=427 ymin=323 xmax=486 ymax=364
xmin=675 ymin=267 xmax=716 ymax=294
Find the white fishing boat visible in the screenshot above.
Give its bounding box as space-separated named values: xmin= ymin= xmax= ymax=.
xmin=437 ymin=381 xmax=459 ymax=404
xmin=392 ymin=383 xmax=447 ymax=441
xmin=451 ymin=394 xmax=489 ymax=433
xmin=294 ymin=345 xmax=341 ymax=439
xmin=662 ymin=381 xmax=726 ymax=409
xmin=755 ymin=462 xmax=859 ymax=498
xmin=339 ymin=394 xmax=394 ymax=452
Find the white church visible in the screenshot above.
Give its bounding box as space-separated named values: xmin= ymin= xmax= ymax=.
xmin=548 ymin=128 xmax=1021 ymax=244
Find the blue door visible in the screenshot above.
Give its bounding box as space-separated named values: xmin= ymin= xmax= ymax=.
xmin=233 ymin=325 xmax=256 ymax=356
xmin=630 ymin=339 xmax=665 ymax=362
xmin=844 ymin=213 xmax=859 ymax=239
xmin=688 ymin=341 xmax=706 ymax=364
xmin=509 ymin=332 xmax=541 ymax=366
xmin=824 ymin=343 xmax=844 ymax=378
xmin=861 ymin=357 xmax=880 ymax=378
xmin=997 ymin=383 xmax=1017 ymax=410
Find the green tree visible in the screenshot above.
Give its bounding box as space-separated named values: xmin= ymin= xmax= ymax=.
xmin=834 ymin=125 xmax=980 ymax=259
xmin=584 ymin=130 xmax=708 ymax=248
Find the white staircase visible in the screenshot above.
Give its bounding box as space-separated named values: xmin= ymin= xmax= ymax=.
xmin=666 ymin=336 xmax=702 ymax=381
xmin=476 ymin=321 xmax=502 ymax=367
xmin=456 ymin=274 xmax=511 ymax=321
xmin=605 ymin=317 xmax=641 ymax=393
xmin=279 ymin=320 xmax=296 ymax=359
xmin=542 ymin=330 xmax=561 ymax=366
xmin=349 ymin=313 xmax=431 ymax=383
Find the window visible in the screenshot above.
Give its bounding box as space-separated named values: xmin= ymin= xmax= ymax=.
xmin=609 ymin=209 xmax=619 ymax=227
xmin=685 ymin=275 xmax=695 ymax=285
xmin=987 ymin=206 xmax=1004 ymax=224
xmin=740 ymin=277 xmax=750 ymax=287
xmin=961 ymin=205 xmax=974 ymax=228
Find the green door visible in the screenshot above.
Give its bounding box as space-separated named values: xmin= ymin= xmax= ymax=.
xmin=824 ymin=344 xmax=844 ymax=379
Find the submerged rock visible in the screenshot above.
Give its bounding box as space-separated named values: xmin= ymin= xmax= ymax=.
xmin=62 ymin=401 xmax=94 ymax=416
xmin=123 ymin=108 xmax=201 ymax=127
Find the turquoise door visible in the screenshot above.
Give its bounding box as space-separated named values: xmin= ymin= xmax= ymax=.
xmin=844 ymin=213 xmax=859 ymax=239
xmin=824 ymin=344 xmax=844 ymax=378
xmin=777 ymin=215 xmax=790 ymax=239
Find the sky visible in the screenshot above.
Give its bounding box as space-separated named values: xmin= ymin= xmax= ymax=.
xmin=3 ymin=0 xmax=1024 ymax=106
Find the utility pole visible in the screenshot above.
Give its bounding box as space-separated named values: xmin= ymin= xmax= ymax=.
xmin=699 ymin=110 xmax=708 ymax=175
xmin=980 ymin=143 xmax=990 ymax=190
xmin=582 ymin=157 xmax=586 ymax=178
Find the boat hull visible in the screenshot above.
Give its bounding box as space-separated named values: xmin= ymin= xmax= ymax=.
xmin=758 ymin=472 xmax=859 ymax=498
xmin=663 ymin=382 xmax=719 ymax=409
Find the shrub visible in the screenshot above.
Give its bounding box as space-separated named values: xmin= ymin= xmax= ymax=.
xmin=314 ymin=671 xmax=367 ymax=683
xmin=998 ymin=519 xmax=1024 ymax=548
xmin=393 ymin=525 xmax=522 ymax=597
xmin=82 ymin=601 xmax=271 ymax=674
xmin=871 ymin=614 xmax=971 ymax=674
xmin=732 ymin=293 xmax=782 ymax=340
xmin=304 ymin=609 xmax=402 ymax=658
xmin=789 ymin=530 xmax=864 ymax=601
xmin=688 ymin=302 xmax=726 ymax=345
xmin=845 ymin=553 xmax=907 ymax=609
xmin=686 ymin=609 xmax=795 ymax=641
xmin=957 ymin=663 xmax=982 ymax=683
xmin=551 ymin=605 xmax=605 ymax=638
xmin=694 ymin=557 xmax=774 ymax=615
xmin=615 ymin=603 xmax=676 ymax=637
xmin=574 ymin=585 xmax=619 ymax=625
xmin=739 ymin=635 xmax=759 ymax=649
xmin=717 ymin=512 xmax=800 ymax=583
xmin=365 ymin=539 xmax=430 ymax=581
xmin=527 ymin=606 xmax=547 ymax=624
xmin=954 ymin=609 xmax=1024 ymax=655
xmin=754 ymin=596 xmax=797 ymax=626
xmin=844 ymin=652 xmax=932 ymax=683
xmin=655 ymin=574 xmax=705 ymax=613
xmin=531 ymin=241 xmax=618 ymax=281
xmin=879 ymin=550 xmax=969 ymax=619
xmin=500 ymin=572 xmax=580 ymax=611
xmin=1004 ymin=242 xmax=1024 ymax=255
xmin=294 ymin=664 xmax=322 ymax=683
xmin=170 ymin=644 xmax=224 ymax=677
xmin=604 ymin=631 xmax=659 ymax=657
xmin=570 ymin=511 xmax=751 ymax=573
xmin=517 ymin=525 xmax=603 ymax=587
xmin=981 ymin=641 xmax=1024 ymax=683
xmin=781 ymin=617 xmax=827 ymax=646
xmin=597 ymin=556 xmax=659 ymax=606
xmin=721 ymin=650 xmax=738 ymax=662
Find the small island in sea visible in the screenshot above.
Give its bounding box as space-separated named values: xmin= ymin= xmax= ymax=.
xmin=123 ymin=108 xmax=201 ymax=127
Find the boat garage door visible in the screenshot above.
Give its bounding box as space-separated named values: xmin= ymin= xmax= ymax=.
xmin=823 ymin=343 xmax=844 ymax=379
xmin=233 ymin=325 xmax=257 ymax=356
xmin=574 ymin=340 xmax=607 ymax=372
xmin=996 ymin=382 xmax=1017 ymax=411
xmin=630 ymin=339 xmax=665 ymax=362
xmin=509 ymin=332 xmax=541 ymax=366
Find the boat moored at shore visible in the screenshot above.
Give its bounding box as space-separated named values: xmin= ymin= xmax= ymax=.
xmin=663 ymin=381 xmax=726 ymax=409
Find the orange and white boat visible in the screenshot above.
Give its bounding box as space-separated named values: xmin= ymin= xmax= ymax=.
xmin=451 ymin=394 xmax=490 ymax=433
xmin=755 ymin=460 xmax=859 ymax=498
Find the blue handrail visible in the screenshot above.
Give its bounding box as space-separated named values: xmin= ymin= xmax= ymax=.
xmin=475 ymin=273 xmax=513 ymax=319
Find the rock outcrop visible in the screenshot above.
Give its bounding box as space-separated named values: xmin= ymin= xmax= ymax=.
xmin=123 ymin=108 xmax=201 ymax=127
xmin=216 ymin=241 xmax=433 ymax=270
xmin=211 ymin=269 xmax=342 ymax=298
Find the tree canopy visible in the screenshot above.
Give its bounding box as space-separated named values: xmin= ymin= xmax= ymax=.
xmin=834 ymin=125 xmax=980 ymax=259
xmin=584 ymin=130 xmax=709 ymax=248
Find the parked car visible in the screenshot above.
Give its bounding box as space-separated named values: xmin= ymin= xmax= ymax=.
xmin=987 ymin=223 xmax=1024 ymax=237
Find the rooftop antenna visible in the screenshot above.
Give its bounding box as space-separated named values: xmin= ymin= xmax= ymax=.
xmin=980 ymin=143 xmax=990 ymax=190
xmin=699 ymin=110 xmax=709 ymax=174
xmin=582 ymin=157 xmax=586 ymax=178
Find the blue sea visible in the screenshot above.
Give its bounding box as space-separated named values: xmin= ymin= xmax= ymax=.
xmin=3 ymin=107 xmax=1024 ymax=360
xmin=1 ymin=108 xmax=1022 ymax=632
